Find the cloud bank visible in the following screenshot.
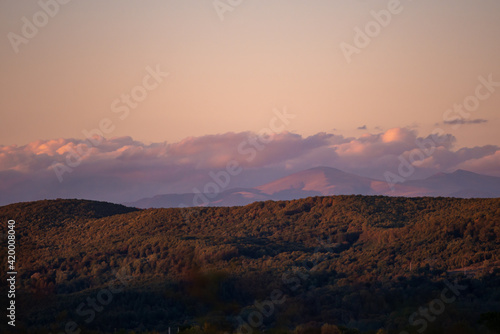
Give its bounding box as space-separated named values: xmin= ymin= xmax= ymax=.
xmin=0 ymin=128 xmax=498 ymax=205
xmin=443 ymin=118 xmax=488 ymax=125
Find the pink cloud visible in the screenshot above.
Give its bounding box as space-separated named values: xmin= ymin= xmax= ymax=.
xmin=0 ymin=128 xmax=498 ymax=205
xmin=455 ymin=150 xmax=500 ymax=177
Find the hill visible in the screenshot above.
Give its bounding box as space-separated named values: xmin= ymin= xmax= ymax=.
xmin=0 ymin=198 xmax=138 ymax=223
xmin=255 ymin=166 xmax=376 ymax=197
xmin=127 ymin=167 xmax=500 ymax=208
xmin=397 ymin=169 xmax=500 ymax=197
xmin=0 ymin=196 xmax=499 ymax=333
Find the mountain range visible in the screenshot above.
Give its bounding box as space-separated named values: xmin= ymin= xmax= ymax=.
xmin=125 ymin=166 xmax=500 ymax=208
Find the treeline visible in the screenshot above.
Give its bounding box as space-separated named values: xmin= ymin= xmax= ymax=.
xmin=0 ymin=196 xmax=499 ymax=333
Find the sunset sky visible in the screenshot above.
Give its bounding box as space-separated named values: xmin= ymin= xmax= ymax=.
xmin=0 ymin=0 xmax=499 ymax=204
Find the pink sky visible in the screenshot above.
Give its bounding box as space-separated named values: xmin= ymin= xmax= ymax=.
xmin=1 ymin=1 xmax=499 ymax=148
xmin=0 ymin=1 xmax=499 ymax=204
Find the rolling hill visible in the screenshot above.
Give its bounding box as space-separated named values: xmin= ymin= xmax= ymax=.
xmin=0 ymin=196 xmax=499 ymax=333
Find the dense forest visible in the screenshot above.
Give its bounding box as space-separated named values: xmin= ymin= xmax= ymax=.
xmin=0 ymin=196 xmax=499 ymax=334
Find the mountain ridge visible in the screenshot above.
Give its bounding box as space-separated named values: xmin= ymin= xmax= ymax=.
xmin=125 ymin=166 xmax=500 ymax=208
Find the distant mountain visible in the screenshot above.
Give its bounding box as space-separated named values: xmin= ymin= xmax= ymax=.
xmin=256 ymin=166 xmax=376 ymax=197
xmin=389 ymin=169 xmax=500 ymax=198
xmin=125 ymin=167 xmax=379 ymax=208
xmin=124 ymin=188 xmax=271 ymax=209
xmin=126 ymin=167 xmax=500 ymax=208
xmin=125 ymin=193 xmax=200 ymax=209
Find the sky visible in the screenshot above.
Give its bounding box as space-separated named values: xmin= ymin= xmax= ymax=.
xmin=0 ymin=0 xmax=499 ymax=204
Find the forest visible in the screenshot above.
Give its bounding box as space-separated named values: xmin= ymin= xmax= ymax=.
xmin=0 ymin=196 xmax=499 ymax=334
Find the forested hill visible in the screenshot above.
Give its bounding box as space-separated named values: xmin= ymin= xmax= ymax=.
xmin=0 ymin=196 xmax=499 ymax=333
xmin=1 ymin=198 xmax=138 ymax=224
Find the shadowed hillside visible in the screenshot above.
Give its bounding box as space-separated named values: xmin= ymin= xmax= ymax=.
xmin=0 ymin=196 xmax=499 ymax=333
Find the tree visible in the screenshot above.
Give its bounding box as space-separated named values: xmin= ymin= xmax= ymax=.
xmin=321 ymin=323 xmax=341 ymax=334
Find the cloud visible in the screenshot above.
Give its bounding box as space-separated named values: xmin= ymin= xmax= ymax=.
xmin=443 ymin=118 xmax=488 ymax=125
xmin=455 ymin=150 xmax=500 ymax=177
xmin=0 ymin=128 xmax=498 ymax=205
